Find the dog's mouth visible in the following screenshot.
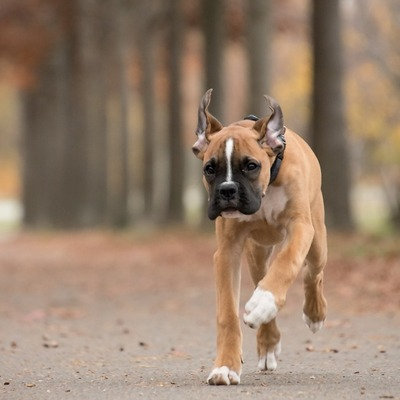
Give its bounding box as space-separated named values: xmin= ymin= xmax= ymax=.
xmin=220 ymin=208 xmax=245 ymax=219
xmin=208 ymin=189 xmax=263 ymax=220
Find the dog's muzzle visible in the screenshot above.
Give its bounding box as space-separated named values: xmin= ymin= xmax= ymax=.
xmin=218 ymin=182 xmax=239 ymax=202
xmin=208 ymin=179 xmax=263 ymax=220
xmin=207 ymin=182 xmax=240 ymax=220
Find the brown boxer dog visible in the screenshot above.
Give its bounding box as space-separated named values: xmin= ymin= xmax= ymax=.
xmin=192 ymin=89 xmax=327 ymax=385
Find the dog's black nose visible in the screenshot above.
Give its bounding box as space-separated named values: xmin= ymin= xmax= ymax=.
xmin=219 ymin=182 xmax=238 ymax=200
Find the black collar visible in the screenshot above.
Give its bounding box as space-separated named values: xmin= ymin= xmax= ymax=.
xmin=269 ymin=151 xmax=284 ymax=185
xmin=244 ymin=114 xmax=285 ymax=185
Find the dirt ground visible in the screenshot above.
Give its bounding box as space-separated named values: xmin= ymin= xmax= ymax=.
xmin=0 ymin=230 xmax=399 ymax=399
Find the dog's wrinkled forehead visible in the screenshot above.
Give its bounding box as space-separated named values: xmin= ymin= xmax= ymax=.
xmin=203 ymin=125 xmax=263 ymax=163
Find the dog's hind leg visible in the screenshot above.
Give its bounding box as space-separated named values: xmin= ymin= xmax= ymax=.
xmin=303 ymin=192 xmax=328 ymax=333
xmin=256 ymin=319 xmax=281 ymax=370
xmin=245 ymin=240 xmax=281 ymax=370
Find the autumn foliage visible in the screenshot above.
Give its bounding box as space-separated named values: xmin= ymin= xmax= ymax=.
xmin=0 ymin=0 xmax=399 ymax=230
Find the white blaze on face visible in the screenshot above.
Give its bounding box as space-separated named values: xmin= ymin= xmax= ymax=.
xmin=225 ymin=138 xmax=234 ymax=182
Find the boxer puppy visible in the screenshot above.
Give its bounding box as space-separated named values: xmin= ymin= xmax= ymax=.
xmin=192 ymin=89 xmax=327 ymax=385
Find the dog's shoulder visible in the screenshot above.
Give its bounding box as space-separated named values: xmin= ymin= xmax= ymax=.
xmin=277 ymin=128 xmax=322 ymax=199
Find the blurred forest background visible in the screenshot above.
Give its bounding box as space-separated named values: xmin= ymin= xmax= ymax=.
xmin=0 ymin=0 xmax=399 ymax=233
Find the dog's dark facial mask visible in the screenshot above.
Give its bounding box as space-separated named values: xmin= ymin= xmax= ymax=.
xmin=202 ymin=131 xmax=266 ymax=220
xmin=193 ymin=89 xmax=286 ymax=220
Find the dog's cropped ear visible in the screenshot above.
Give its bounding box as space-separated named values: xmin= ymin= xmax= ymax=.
xmin=192 ymin=88 xmax=223 ymax=159
xmin=253 ymin=95 xmax=286 ymax=154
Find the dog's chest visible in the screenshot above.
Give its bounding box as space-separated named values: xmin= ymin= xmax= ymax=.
xmin=238 ymin=186 xmax=288 ymax=225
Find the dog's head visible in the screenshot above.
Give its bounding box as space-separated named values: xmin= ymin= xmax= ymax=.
xmin=192 ymin=89 xmax=286 ymax=220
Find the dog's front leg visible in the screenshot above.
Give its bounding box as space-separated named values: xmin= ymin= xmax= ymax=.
xmin=207 ymin=225 xmax=244 ymax=385
xmin=244 ymin=220 xmax=314 ymax=328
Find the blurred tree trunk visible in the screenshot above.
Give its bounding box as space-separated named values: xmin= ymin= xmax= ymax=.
xmin=167 ymin=0 xmax=184 ymax=223
xmin=311 ymin=0 xmax=354 ymax=231
xmin=22 ymin=30 xmax=71 ymax=228
xmin=22 ymin=0 xmax=108 ymax=229
xmin=246 ymin=0 xmax=272 ymax=117
xmin=138 ymin=2 xmax=156 ymax=221
xmin=105 ymin=0 xmax=130 ymax=227
xmin=203 ymin=0 xmax=224 ymax=119
xmin=77 ymin=0 xmax=108 ymax=226
xmin=356 ymin=1 xmax=400 ymax=230
xmin=200 ymin=0 xmax=225 ymax=228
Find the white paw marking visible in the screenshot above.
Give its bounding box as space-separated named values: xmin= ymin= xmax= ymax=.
xmin=303 ymin=313 xmax=324 ymax=333
xmin=243 ymin=288 xmax=278 ymax=329
xmin=257 ymin=341 xmax=281 ymax=371
xmin=207 ymin=366 xmax=240 ymax=385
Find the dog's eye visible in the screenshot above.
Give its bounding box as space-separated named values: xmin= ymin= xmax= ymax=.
xmin=204 ymin=164 xmax=215 ymax=176
xmin=245 ymin=162 xmax=259 ymax=172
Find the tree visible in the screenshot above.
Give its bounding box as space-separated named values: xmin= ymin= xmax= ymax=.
xmin=76 ymin=0 xmax=108 ymax=227
xmin=136 ymin=1 xmax=158 ymax=222
xmin=311 ymin=0 xmax=354 ymax=230
xmin=196 ymin=0 xmax=226 ymax=228
xmin=246 ymin=0 xmax=272 ymax=117
xmin=167 ymin=0 xmax=185 ymax=222
xmin=203 ymin=0 xmax=224 ymax=119
xmin=105 ymin=0 xmax=130 ymax=227
xmin=22 ymin=22 xmax=71 ymax=227
xmin=22 ymin=0 xmax=108 ymax=228
xmin=349 ymin=0 xmax=400 ymax=229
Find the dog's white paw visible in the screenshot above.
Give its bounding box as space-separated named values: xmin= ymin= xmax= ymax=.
xmin=243 ymin=288 xmax=278 ymax=329
xmin=303 ymin=313 xmax=324 ymax=333
xmin=207 ymin=366 xmax=240 ymax=385
xmin=258 ymin=341 xmax=281 ymax=371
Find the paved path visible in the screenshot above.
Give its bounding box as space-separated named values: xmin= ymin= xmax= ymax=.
xmin=0 ymin=233 xmax=399 ymax=399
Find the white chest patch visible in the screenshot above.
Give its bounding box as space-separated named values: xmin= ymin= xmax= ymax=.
xmin=261 ymin=186 xmax=288 ymax=224
xmin=236 ymin=185 xmax=288 ymax=224
xmin=225 ymin=138 xmax=234 ymax=182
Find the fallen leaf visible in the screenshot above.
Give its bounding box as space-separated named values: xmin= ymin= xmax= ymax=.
xmin=43 ymin=341 xmax=59 ymax=348
xmin=329 ymin=348 xmax=339 ymax=353
xmin=377 ymin=345 xmax=386 ymax=353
